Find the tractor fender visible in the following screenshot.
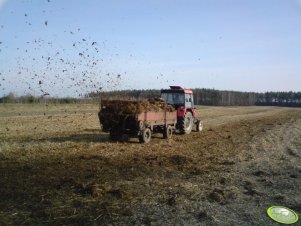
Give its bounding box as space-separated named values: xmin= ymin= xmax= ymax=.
xmin=177 ymin=108 xmax=195 ymax=118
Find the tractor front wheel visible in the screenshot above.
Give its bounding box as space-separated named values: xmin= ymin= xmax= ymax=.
xmin=179 ymin=112 xmax=193 ymax=134
xmin=196 ymin=120 xmax=203 ymax=132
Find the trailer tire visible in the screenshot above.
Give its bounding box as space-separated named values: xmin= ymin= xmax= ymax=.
xmin=179 ymin=112 xmax=193 ymax=134
xmin=120 ymin=134 xmax=129 ymax=142
xmin=109 ymin=132 xmax=118 ymax=141
xmin=139 ymin=128 xmax=152 ymax=143
xmin=109 ymin=129 xmax=121 ymax=141
xmin=99 ymin=124 xmax=103 ymax=132
xmin=163 ymin=125 xmax=173 ymax=139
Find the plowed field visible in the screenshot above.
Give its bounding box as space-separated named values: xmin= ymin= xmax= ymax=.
xmin=0 ymin=104 xmax=300 ymax=225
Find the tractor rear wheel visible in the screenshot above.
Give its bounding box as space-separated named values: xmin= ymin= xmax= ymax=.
xmin=179 ymin=112 xmax=193 ymax=134
xmin=139 ymin=128 xmax=152 ymax=143
xmin=163 ymin=125 xmax=173 ymax=139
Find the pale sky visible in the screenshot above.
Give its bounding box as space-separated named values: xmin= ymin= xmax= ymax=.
xmin=0 ymin=0 xmax=300 ymax=97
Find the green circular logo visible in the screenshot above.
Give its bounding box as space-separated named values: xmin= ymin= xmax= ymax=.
xmin=267 ymin=206 xmax=299 ymax=224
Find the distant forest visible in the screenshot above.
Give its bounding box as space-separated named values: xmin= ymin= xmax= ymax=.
xmin=1 ymin=89 xmax=301 ymax=107
xmin=93 ymin=89 xmax=301 ymax=107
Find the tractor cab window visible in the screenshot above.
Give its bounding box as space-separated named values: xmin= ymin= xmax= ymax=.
xmin=161 ymin=92 xmax=185 ymax=105
xmin=185 ymin=94 xmax=194 ymax=108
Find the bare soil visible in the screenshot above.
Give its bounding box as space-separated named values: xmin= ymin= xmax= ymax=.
xmin=0 ymin=105 xmax=300 ymax=225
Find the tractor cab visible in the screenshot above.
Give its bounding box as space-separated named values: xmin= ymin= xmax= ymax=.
xmin=161 ymin=86 xmax=194 ymax=110
xmin=161 ymin=86 xmax=201 ymax=134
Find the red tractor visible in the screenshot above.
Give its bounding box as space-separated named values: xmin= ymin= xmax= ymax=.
xmin=161 ymin=86 xmax=202 ymax=134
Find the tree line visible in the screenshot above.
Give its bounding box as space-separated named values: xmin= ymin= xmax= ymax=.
xmin=0 ymin=92 xmax=92 ymax=104
xmin=91 ymin=89 xmax=301 ymax=107
xmin=1 ymin=89 xmax=301 ymax=107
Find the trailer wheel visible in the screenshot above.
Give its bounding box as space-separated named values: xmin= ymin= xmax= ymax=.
xmin=163 ymin=125 xmax=173 ymax=139
xmin=109 ymin=127 xmax=123 ymax=141
xmin=139 ymin=128 xmax=152 ymax=143
xmin=196 ymin=120 xmax=203 ymax=132
xmin=120 ymin=134 xmax=129 ymax=142
xmin=109 ymin=130 xmax=120 ymax=141
xmin=179 ymin=112 xmax=193 ymax=134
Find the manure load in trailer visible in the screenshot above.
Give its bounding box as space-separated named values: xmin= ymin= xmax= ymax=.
xmin=98 ymin=99 xmax=177 ymax=143
xmin=100 ymin=99 xmax=175 ymax=115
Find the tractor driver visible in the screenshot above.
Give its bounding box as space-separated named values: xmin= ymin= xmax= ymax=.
xmin=173 ymin=93 xmax=184 ymax=105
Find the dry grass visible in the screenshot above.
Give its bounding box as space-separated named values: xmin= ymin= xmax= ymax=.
xmin=0 ymin=104 xmax=300 ymax=225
